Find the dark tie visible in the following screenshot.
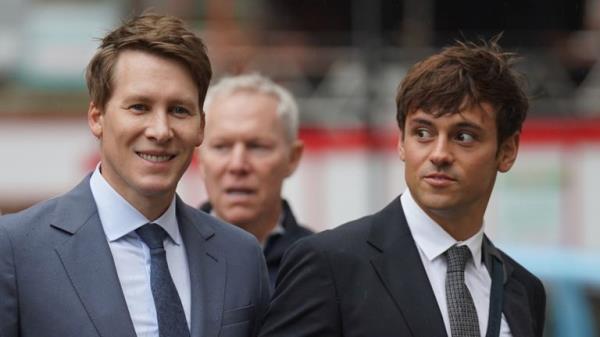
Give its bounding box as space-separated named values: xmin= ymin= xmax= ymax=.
xmin=445 ymin=245 xmax=481 ymax=337
xmin=136 ymin=223 xmax=190 ymax=337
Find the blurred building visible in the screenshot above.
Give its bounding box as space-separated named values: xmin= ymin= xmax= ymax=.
xmin=2 ymin=2 xmax=600 ymax=336
xmin=2 ymin=0 xmax=600 ymax=235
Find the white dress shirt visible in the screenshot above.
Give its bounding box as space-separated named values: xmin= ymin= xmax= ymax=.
xmin=90 ymin=167 xmax=191 ymax=337
xmin=401 ymin=189 xmax=512 ymax=337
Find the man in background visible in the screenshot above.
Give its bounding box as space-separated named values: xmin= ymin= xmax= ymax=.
xmin=199 ymin=73 xmax=312 ymax=286
xmin=259 ymin=39 xmax=546 ymax=337
xmin=0 ymin=13 xmax=269 ymax=337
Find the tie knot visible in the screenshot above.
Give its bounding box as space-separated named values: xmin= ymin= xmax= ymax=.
xmin=446 ymin=245 xmax=471 ymax=273
xmin=136 ymin=223 xmax=168 ymax=249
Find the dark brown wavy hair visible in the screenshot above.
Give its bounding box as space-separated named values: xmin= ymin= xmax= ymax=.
xmin=396 ymin=36 xmax=528 ymax=144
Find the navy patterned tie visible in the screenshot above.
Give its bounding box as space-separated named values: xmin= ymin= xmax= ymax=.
xmin=136 ymin=223 xmax=190 ymax=337
xmin=445 ymin=245 xmax=481 ymax=337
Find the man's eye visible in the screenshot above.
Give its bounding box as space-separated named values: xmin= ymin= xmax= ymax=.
xmin=415 ymin=128 xmax=432 ymax=139
xmin=456 ymin=132 xmax=475 ymax=143
xmin=129 ymin=104 xmax=147 ymax=112
xmin=211 ymin=144 xmax=230 ymax=151
xmin=248 ymin=142 xmax=272 ymax=152
xmin=172 ymin=106 xmax=191 ymax=116
xmin=249 ymin=143 xmax=265 ymax=149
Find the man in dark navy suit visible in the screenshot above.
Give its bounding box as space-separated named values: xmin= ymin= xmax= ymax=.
xmin=259 ymin=39 xmax=545 ymax=337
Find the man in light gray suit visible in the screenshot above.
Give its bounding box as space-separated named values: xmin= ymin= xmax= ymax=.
xmin=0 ymin=13 xmax=270 ymax=337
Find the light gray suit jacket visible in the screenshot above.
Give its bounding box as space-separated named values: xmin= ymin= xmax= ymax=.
xmin=0 ymin=175 xmax=271 ymax=337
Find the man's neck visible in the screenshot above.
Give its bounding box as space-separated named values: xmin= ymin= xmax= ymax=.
xmin=103 ymin=181 xmax=173 ymax=221
xmin=424 ymin=208 xmax=483 ymax=241
xmin=98 ymin=165 xmax=174 ymax=221
xmin=402 ymin=190 xmax=485 ymax=242
xmin=128 ymin=194 xmax=173 ymax=221
xmin=219 ymin=202 xmax=283 ymax=244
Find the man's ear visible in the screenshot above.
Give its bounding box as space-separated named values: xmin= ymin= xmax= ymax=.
xmin=397 ymin=129 xmax=406 ymax=161
xmin=88 ymin=102 xmax=103 ymax=139
xmin=195 ymin=111 xmax=205 ymax=147
xmin=196 ymin=133 xmax=208 ymax=180
xmin=285 ymin=140 xmax=304 ymax=177
xmin=497 ymin=133 xmax=520 ymax=173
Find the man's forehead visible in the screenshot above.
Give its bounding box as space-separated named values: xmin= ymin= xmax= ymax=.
xmin=407 ymin=103 xmax=496 ymax=125
xmin=208 ymin=91 xmax=279 ymax=119
xmin=212 ymin=89 xmax=277 ymax=106
xmin=413 ymin=99 xmax=495 ymax=116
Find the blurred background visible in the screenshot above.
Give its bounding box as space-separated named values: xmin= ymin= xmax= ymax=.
xmin=1 ymin=0 xmax=600 ymax=335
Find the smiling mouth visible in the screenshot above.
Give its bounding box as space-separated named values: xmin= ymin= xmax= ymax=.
xmin=137 ymin=152 xmax=175 ymax=163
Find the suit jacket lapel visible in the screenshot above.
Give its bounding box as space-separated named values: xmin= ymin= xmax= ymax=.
xmin=503 ymin=279 xmax=534 ymax=337
xmin=178 ymin=199 xmax=225 ymax=337
xmin=367 ymin=197 xmax=447 ymax=337
xmin=52 ymin=177 xmax=136 ymax=337
xmin=483 ymin=238 xmax=535 ymax=337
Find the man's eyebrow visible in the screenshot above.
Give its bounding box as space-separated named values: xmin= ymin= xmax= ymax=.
xmin=408 ymin=117 xmax=434 ymax=127
xmin=122 ymin=95 xmax=152 ymax=103
xmin=170 ymin=97 xmax=197 ymax=107
xmin=455 ymin=121 xmax=484 ymax=132
xmin=409 ymin=116 xmax=485 ymax=131
xmin=121 ymin=95 xmax=199 ymax=109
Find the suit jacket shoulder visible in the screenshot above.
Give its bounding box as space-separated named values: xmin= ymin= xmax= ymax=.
xmin=0 ymin=191 xmax=78 ymax=237
xmin=498 ymin=248 xmax=545 ymax=291
xmin=260 ymin=197 xmax=448 ymax=337
xmin=0 ymin=176 xmax=136 ymax=337
xmin=495 ymin=246 xmax=546 ymax=337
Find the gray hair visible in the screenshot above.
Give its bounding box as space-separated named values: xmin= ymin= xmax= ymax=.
xmin=204 ymin=73 xmax=300 ymax=141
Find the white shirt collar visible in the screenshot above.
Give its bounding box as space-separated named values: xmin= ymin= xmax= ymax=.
xmin=401 ymin=189 xmax=484 ymax=269
xmin=89 ymin=164 xmax=181 ymax=245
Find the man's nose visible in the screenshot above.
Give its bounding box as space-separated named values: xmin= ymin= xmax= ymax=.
xmin=227 ymin=143 xmax=250 ymax=173
xmin=429 ymin=136 xmax=454 ymax=167
xmin=145 ymin=111 xmax=173 ymax=143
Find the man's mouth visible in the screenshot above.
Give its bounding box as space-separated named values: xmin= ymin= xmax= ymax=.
xmin=225 ymin=188 xmax=255 ymax=196
xmin=425 ymin=173 xmax=455 ymax=181
xmin=137 ymin=152 xmax=175 ymax=162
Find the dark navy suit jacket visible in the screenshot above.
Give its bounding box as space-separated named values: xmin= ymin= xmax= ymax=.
xmin=259 ymin=197 xmax=546 ymax=337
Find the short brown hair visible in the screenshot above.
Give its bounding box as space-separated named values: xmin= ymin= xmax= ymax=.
xmin=396 ymin=38 xmax=528 ymax=144
xmin=86 ymin=12 xmax=212 ymax=109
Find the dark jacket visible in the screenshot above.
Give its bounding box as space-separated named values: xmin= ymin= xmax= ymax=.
xmin=258 ymin=197 xmax=546 ymax=337
xmin=0 ymin=175 xmax=271 ymax=337
xmin=200 ymin=199 xmax=313 ymax=287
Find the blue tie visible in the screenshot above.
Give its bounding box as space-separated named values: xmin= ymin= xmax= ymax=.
xmin=136 ymin=223 xmax=191 ymax=337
